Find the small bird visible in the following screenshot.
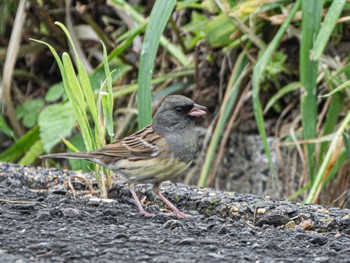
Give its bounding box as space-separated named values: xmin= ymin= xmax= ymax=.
xmin=40 ymin=95 xmax=206 ymax=218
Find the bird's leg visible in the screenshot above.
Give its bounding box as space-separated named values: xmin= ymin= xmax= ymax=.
xmin=128 ymin=183 xmax=155 ymax=217
xmin=153 ymin=184 xmax=190 ymax=218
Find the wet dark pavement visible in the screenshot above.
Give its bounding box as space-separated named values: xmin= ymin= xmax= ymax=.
xmin=1 ymin=162 xmax=350 ymax=262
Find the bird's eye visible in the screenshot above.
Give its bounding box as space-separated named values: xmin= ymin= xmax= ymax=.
xmin=175 ymin=107 xmax=183 ymax=113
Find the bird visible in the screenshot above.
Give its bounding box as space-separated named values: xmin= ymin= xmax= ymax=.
xmin=40 ymin=95 xmax=206 ymax=218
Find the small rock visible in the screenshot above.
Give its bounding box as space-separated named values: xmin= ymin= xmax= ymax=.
xmin=251 ymin=242 xmax=260 ymax=249
xmin=129 ymin=236 xmax=151 ymax=243
xmin=230 ymin=206 xmax=239 ymax=212
xmin=314 ymin=257 xmax=329 ymax=262
xmin=257 ymin=208 xmax=266 ymax=214
xmin=298 ymin=219 xmax=314 ymax=230
xmin=217 ymin=225 xmax=229 ymax=235
xmin=310 ymin=235 xmax=328 ymax=246
xmin=256 ymin=214 xmax=290 ymax=227
xmin=296 ymin=226 xmax=305 ymax=232
xmin=61 ymin=208 xmax=81 ymax=218
xmin=285 ymin=220 xmax=296 ymax=229
xmin=177 ymin=238 xmax=196 ymax=245
xmin=163 ymin=219 xmax=185 ymax=230
xmin=207 ymin=252 xmax=225 ymax=259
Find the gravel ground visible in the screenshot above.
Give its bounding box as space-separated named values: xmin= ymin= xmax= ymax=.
xmin=1 ymin=162 xmax=350 ymax=262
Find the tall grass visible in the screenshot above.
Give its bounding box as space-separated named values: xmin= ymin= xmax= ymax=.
xmin=137 ymin=0 xmax=177 ymax=128
xmin=32 ymin=22 xmax=114 ymax=198
xmin=252 ymin=0 xmax=301 ymax=189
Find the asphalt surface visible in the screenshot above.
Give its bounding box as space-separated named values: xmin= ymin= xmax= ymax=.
xmin=1 ymin=162 xmax=350 ymax=262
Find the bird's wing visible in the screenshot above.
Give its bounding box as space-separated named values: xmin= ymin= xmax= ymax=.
xmin=92 ymin=125 xmax=164 ymax=158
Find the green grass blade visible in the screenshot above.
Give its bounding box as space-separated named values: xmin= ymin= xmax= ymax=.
xmin=61 ymin=137 xmax=81 ymax=153
xmin=305 ymin=111 xmax=350 ymax=203
xmin=287 ymin=181 xmax=312 ymax=200
xmin=137 ymin=0 xmax=176 ymax=129
xmin=106 ymin=23 xmax=146 ymax=64
xmin=342 ymin=132 xmax=350 ymax=161
xmin=102 ymin=41 xmax=115 ymax=141
xmin=0 ymin=126 xmax=40 ymax=162
xmin=55 ymin=22 xmax=100 ymax=134
xmin=310 ymin=0 xmax=346 ymax=61
xmin=110 ymin=0 xmax=190 ymax=66
xmin=18 ymin=139 xmax=44 ymax=165
xmin=114 ymin=69 xmax=194 ymax=98
xmin=300 ymin=0 xmax=323 ymax=181
xmin=263 ymin=82 xmax=301 ymax=114
xmin=252 ymin=0 xmax=301 ymax=188
xmin=0 ymin=113 xmax=16 ymax=139
xmin=62 ymin=53 xmax=95 ymax=151
xmin=323 ymin=149 xmax=347 ymax=185
xmin=30 ymin=38 xmax=94 ymax=153
xmin=198 ymin=53 xmax=249 ymax=187
xmin=320 ymin=79 xmax=350 ymax=97
xmin=318 ymin=92 xmax=343 ymax=165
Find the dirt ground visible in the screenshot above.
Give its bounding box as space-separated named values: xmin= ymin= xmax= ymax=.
xmin=1 ymin=162 xmax=350 ymax=262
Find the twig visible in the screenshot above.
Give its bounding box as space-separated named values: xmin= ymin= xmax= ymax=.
xmin=65 ymin=0 xmax=93 ymax=73
xmin=68 ymin=175 xmax=95 ymax=198
xmin=169 ymin=16 xmax=187 ymax=54
xmin=0 ymin=0 xmax=27 ymax=136
xmin=0 ymin=198 xmax=35 ymax=204
xmin=208 ymin=80 xmax=251 ymax=187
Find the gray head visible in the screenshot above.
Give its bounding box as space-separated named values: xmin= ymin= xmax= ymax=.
xmin=153 ymin=95 xmax=206 ymax=134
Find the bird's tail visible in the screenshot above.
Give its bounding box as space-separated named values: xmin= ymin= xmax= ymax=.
xmin=40 ymin=152 xmax=94 ymax=160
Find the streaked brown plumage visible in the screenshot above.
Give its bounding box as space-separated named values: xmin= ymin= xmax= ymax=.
xmin=40 ymin=95 xmax=206 ymax=218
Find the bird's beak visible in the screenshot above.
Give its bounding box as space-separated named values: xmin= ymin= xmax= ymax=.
xmin=188 ymin=103 xmax=207 ymax=117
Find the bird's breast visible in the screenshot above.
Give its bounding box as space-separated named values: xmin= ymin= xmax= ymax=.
xmin=115 ymin=156 xmax=192 ymax=184
xmin=165 ymin=131 xmax=198 ymax=163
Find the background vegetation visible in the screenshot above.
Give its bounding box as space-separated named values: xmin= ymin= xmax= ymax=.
xmin=0 ymin=0 xmax=349 ymax=206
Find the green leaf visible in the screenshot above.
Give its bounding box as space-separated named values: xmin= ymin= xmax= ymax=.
xmin=264 ymin=51 xmax=287 ymax=77
xmin=38 ymin=103 xmax=76 ymax=152
xmin=182 ymin=11 xmax=207 ymax=34
xmin=45 ymin=83 xmax=65 ymax=102
xmin=16 ymin=99 xmax=45 ymax=128
xmin=0 ymin=126 xmax=40 ymax=162
xmin=204 ymin=14 xmax=236 ymax=47
xmin=182 ymin=11 xmax=207 ymax=49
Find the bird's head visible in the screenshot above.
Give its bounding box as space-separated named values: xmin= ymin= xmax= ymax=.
xmin=153 ymin=95 xmax=206 ymax=133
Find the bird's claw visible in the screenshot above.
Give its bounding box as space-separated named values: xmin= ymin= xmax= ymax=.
xmin=162 ymin=211 xmax=190 ymax=219
xmin=174 ymin=211 xmax=190 ymax=219
xmin=140 ymin=211 xmax=155 ymax=217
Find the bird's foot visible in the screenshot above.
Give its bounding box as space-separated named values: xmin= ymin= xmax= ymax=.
xmin=163 ymin=210 xmax=190 ymax=219
xmin=140 ymin=211 xmax=155 ymax=217
xmin=174 ymin=211 xmax=190 ymax=219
